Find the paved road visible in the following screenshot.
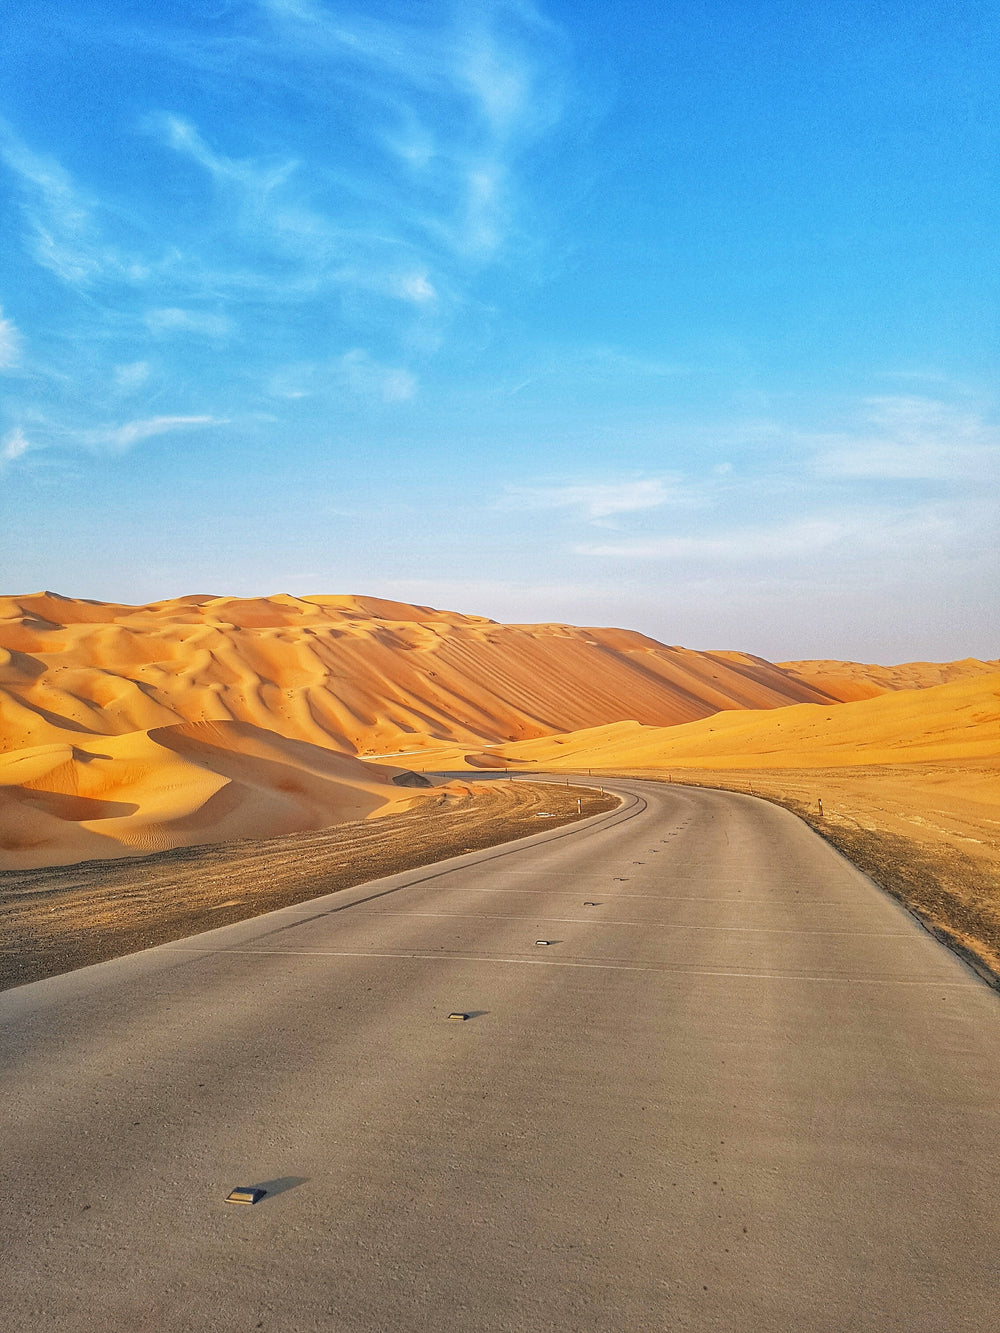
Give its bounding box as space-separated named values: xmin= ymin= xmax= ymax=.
xmin=3 ymin=779 xmax=999 ymax=1331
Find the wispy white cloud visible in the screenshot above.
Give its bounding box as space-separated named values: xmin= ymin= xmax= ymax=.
xmin=83 ymin=415 xmax=223 ymax=453
xmin=502 ymin=477 xmax=685 ymax=520
xmin=150 ymin=113 xmax=342 ymax=276
xmin=0 ymin=0 xmax=571 ymax=466
xmin=576 ymin=509 xmax=959 ymax=562
xmin=256 ymin=0 xmax=566 ymax=263
xmin=1 ymin=412 xmax=226 ymax=465
xmin=335 ymin=350 xmax=417 ymax=403
xmin=393 ymin=270 xmax=437 ymax=304
xmin=267 ymin=349 xmax=418 ymax=403
xmin=0 ymin=121 xmax=146 ymax=288
xmin=574 ymin=347 xmax=693 ymax=379
xmin=811 ymin=396 xmax=1000 ymax=482
xmin=112 ymin=361 xmax=151 ymax=393
xmin=0 ymin=306 xmax=21 ymax=369
xmin=1 ymin=426 xmax=32 ymax=464
xmin=154 ymin=114 xmax=296 ymax=195
xmin=145 ymin=308 xmax=233 ymax=337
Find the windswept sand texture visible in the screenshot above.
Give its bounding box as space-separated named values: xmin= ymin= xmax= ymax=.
xmin=0 ymin=590 xmax=836 ymax=757
xmin=0 ymin=590 xmax=837 ymax=868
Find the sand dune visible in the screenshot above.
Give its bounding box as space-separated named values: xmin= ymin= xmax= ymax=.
xmin=779 ymin=656 xmax=1000 ymax=702
xmin=0 ymin=591 xmax=839 ymax=766
xmin=459 ymin=673 xmax=1000 ymax=771
xmin=0 ymin=720 xmax=436 ymax=870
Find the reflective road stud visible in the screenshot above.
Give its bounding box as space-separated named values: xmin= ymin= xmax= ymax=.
xmin=226 ymin=1187 xmax=266 ymax=1205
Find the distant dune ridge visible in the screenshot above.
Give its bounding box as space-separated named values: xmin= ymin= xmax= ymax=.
xmin=446 ymin=674 xmax=1000 ymax=771
xmin=1 ymin=590 xmax=996 ymax=870
xmin=779 ymin=657 xmax=1000 ymax=702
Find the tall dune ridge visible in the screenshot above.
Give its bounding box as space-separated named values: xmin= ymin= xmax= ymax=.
xmin=1 ymin=590 xmax=996 ymax=873
xmin=0 ymin=590 xmax=840 ymax=761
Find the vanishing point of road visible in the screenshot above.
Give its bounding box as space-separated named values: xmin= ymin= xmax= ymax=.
xmin=3 ymin=778 xmax=998 ymax=1331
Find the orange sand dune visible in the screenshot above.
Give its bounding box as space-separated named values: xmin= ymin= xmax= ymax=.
xmin=779 ymin=656 xmax=1000 ymax=702
xmin=465 ymin=673 xmax=1000 ymax=771
xmin=0 ymin=591 xmax=837 ymax=765
xmin=0 ymin=720 xmax=438 ymax=870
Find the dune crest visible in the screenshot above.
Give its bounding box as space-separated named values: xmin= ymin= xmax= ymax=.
xmin=779 ymin=656 xmax=1000 ymax=701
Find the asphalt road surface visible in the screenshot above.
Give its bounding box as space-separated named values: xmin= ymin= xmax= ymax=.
xmin=3 ymin=778 xmax=999 ymax=1332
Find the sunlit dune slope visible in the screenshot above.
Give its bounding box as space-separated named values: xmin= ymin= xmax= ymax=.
xmin=472 ymin=674 xmax=1000 ymax=770
xmin=779 ymin=656 xmax=1000 ymax=702
xmin=0 ymin=720 xmax=439 ymax=870
xmin=0 ymin=590 xmax=837 ymax=760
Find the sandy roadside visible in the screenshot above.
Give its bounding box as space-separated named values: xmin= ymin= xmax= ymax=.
xmin=5 ymin=760 xmax=997 ymax=998
xmin=0 ymin=781 xmax=616 ymax=993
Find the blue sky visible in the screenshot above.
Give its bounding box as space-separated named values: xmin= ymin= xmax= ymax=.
xmin=1 ymin=0 xmax=997 ymax=660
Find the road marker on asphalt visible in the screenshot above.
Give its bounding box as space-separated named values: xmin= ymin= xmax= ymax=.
xmin=226 ymin=1187 xmax=266 ymax=1205
xmin=448 ymin=1011 xmax=470 ymax=1021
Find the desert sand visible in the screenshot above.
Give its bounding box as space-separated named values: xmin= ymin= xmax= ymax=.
xmin=779 ymin=656 xmax=1000 ymax=701
xmin=0 ymin=591 xmax=837 ymax=757
xmin=0 ymin=590 xmax=840 ymax=869
xmin=0 ymin=720 xmax=436 ymax=870
xmin=434 ymin=673 xmax=1000 ymax=771
xmin=1 ymin=591 xmax=997 ymax=902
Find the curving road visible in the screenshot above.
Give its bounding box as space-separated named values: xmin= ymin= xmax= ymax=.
xmin=3 ymin=778 xmax=999 ymax=1331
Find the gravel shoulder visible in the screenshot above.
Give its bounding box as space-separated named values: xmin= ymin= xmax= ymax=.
xmin=0 ymin=780 xmax=616 ymax=992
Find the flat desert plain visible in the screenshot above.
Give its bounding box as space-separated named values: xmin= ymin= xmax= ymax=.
xmin=0 ymin=591 xmax=997 ymax=985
